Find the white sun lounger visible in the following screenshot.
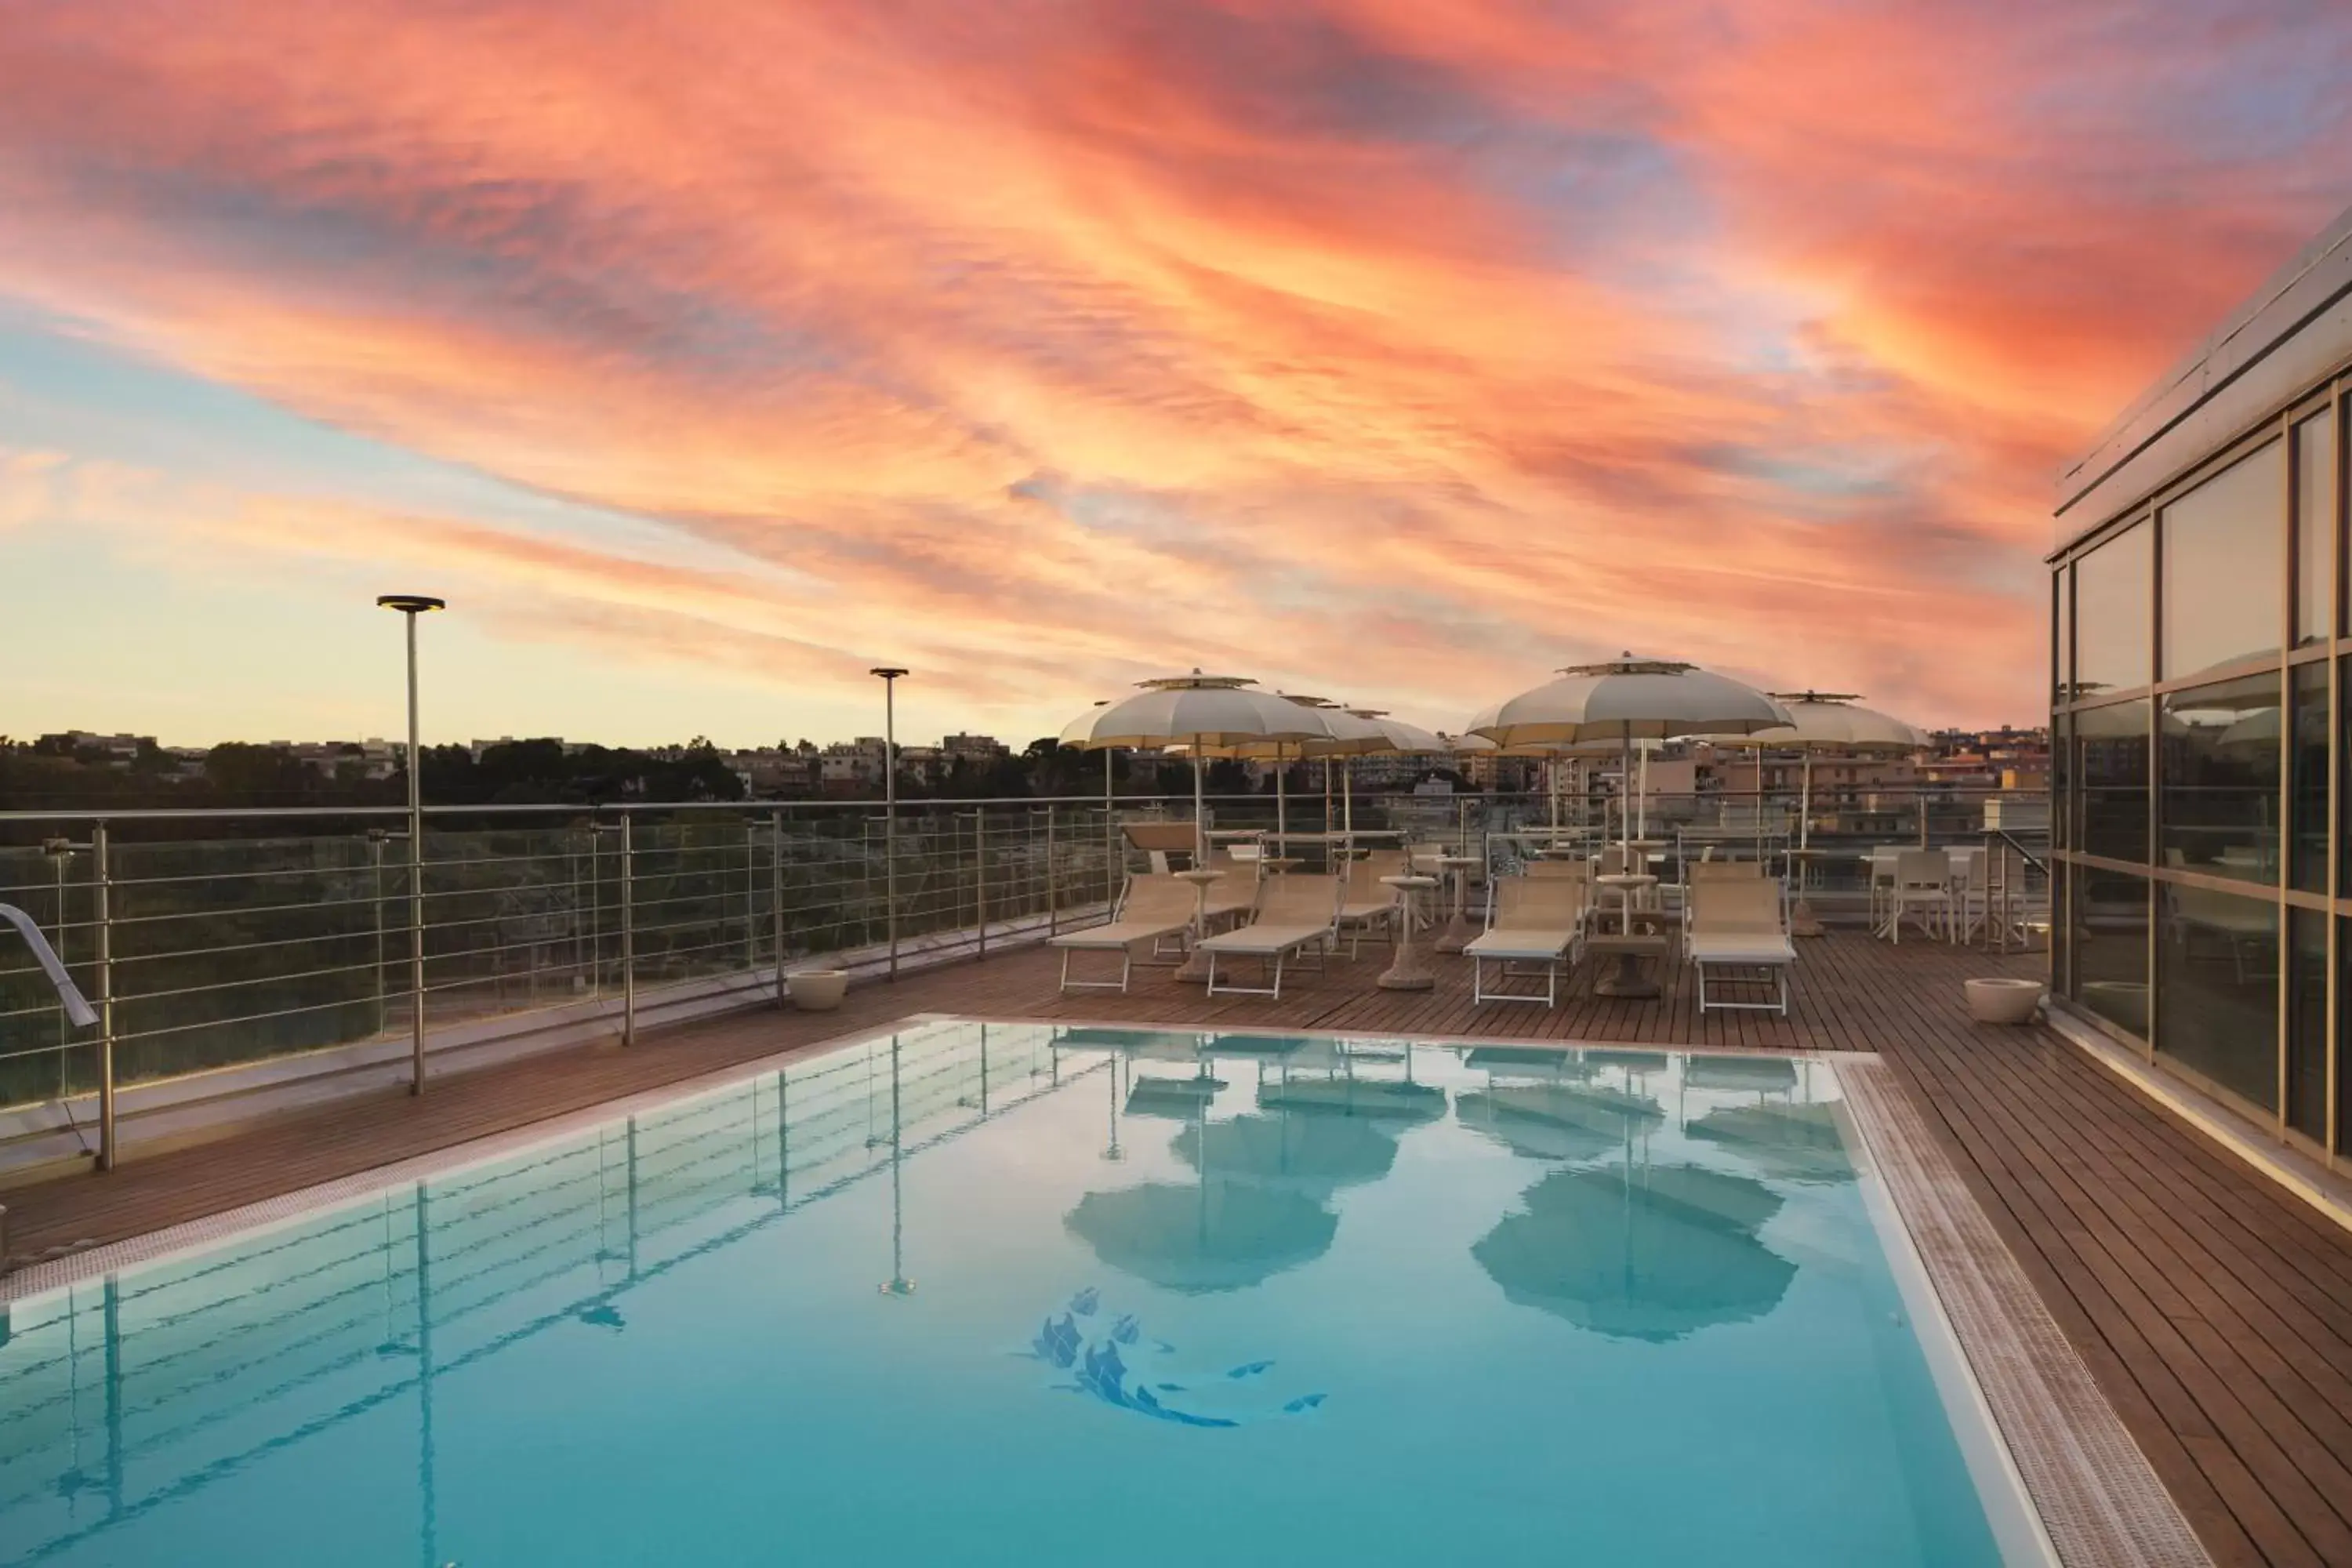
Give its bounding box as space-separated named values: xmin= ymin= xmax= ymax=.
xmin=1333 ymin=849 xmax=1406 ymax=957
xmin=1197 ymin=873 xmax=1344 ymax=1000
xmin=1687 ymin=878 xmax=1796 ymax=1015
xmin=1048 ymin=873 xmax=1201 ymax=993
xmin=1466 ymin=873 xmax=1590 ymax=1007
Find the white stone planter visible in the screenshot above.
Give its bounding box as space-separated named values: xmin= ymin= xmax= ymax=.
xmin=1964 ymin=976 xmax=2045 ymax=1025
xmin=788 ymin=970 xmax=849 ymax=1012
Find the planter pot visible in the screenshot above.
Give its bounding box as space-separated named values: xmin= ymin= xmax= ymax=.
xmin=1964 ymin=977 xmax=2044 ymax=1025
xmin=788 ymin=970 xmax=849 ymax=1012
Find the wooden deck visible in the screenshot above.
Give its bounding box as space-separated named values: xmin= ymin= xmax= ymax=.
xmin=5 ymin=931 xmax=2350 ymax=1566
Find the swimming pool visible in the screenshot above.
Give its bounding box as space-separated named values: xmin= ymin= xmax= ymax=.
xmin=0 ymin=1021 xmax=2035 ymax=1566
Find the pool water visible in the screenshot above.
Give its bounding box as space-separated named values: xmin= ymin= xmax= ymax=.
xmin=0 ymin=1022 xmax=2016 ymax=1566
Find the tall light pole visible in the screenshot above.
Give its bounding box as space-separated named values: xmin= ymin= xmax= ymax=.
xmin=378 ymin=594 xmax=445 ymax=1095
xmin=869 ymin=667 xmax=907 ymax=979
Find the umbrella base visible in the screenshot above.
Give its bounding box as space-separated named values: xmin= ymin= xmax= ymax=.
xmin=1790 ymin=898 xmax=1827 ymax=938
xmin=1173 ymin=947 xmax=1214 ymax=983
xmin=1377 ymin=936 xmax=1436 ymax=990
xmin=1433 ymin=913 xmax=1475 ymax=955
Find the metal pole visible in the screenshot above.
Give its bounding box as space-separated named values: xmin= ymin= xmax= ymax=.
xmin=619 ymin=815 xmax=636 ymax=1046
xmin=975 ymin=809 xmax=988 ymax=959
xmin=93 ymin=823 xmax=115 ymax=1171
xmin=405 ymin=612 xmax=426 ymax=1095
xmin=368 ymin=829 xmax=389 ymax=1036
xmin=871 ymin=668 xmax=906 ymax=980
xmin=771 ymin=809 xmax=786 ymax=1007
xmin=1046 ymin=804 xmax=1058 ymax=936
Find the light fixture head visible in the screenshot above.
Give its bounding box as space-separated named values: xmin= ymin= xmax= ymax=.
xmin=869 ymin=666 xmax=909 ymax=680
xmin=376 ymin=594 xmax=446 ymax=615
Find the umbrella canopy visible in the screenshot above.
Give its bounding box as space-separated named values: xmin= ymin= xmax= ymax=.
xmin=1686 ymin=1102 xmax=1856 ymax=1185
xmin=1171 ymin=1112 xmax=1400 ymax=1194
xmin=1712 ymin=691 xmax=1929 ymax=851
xmin=1472 ymin=654 xmax=1788 ymax=853
xmin=1065 ymin=1181 xmax=1338 ymax=1293
xmin=1472 ymin=1163 xmax=1797 ymax=1340
xmin=1471 ymin=653 xmax=1791 ymax=748
xmin=1062 ymin=673 xmax=1319 ymax=858
xmin=1345 ymin=709 xmax=1448 ymax=756
xmin=1728 ymin=691 xmax=1931 ymax=753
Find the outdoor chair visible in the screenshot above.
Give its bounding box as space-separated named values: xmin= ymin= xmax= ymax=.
xmin=1947 ymin=847 xmax=1988 ymax=944
xmin=1049 ymin=873 xmax=1203 ymax=993
xmin=1686 ymin=878 xmax=1796 ymax=1015
xmin=1122 ymin=821 xmax=1204 ymax=874
xmin=1886 ymin=849 xmax=1952 ymax=943
xmin=1197 ymin=873 xmax=1345 ymax=1000
xmin=1465 ymin=870 xmax=1591 ymax=1007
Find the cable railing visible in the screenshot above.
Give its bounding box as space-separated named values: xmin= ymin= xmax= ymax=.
xmin=0 ymin=786 xmax=2040 ymax=1168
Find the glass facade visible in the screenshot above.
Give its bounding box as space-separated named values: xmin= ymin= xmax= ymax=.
xmin=2161 ymin=441 xmax=2282 ymax=681
xmin=2054 ymin=380 xmax=2346 ymax=1158
xmin=2074 ymin=522 xmax=2151 ymax=698
xmin=2158 ymin=673 xmax=2279 ymax=885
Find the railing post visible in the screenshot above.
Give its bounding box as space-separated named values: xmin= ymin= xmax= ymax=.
xmin=1046 ymin=804 xmax=1058 ymax=936
xmin=974 ymin=809 xmax=988 ymax=959
xmin=408 ymin=806 xmax=427 ymax=1097
xmin=771 ymin=808 xmax=786 ymax=1008
xmin=93 ymin=822 xmax=115 ymax=1172
xmin=885 ymin=800 xmax=899 ymax=982
xmin=619 ymin=814 xmax=636 ymax=1046
xmin=367 ymin=828 xmax=390 ymax=1036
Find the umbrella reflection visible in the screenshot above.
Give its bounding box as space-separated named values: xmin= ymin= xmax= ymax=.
xmin=1172 ymin=1113 xmax=1399 ymax=1195
xmin=1473 ymin=1163 xmax=1797 ymax=1341
xmin=1686 ymin=1102 xmax=1855 ymax=1185
xmin=1065 ymin=1182 xmax=1338 ymax=1293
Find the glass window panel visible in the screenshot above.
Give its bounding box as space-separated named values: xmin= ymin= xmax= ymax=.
xmin=2073 ymin=866 xmax=2148 ymax=1038
xmin=2161 ymin=441 xmax=2283 ymax=681
xmin=2296 ymin=408 xmax=2334 ymax=644
xmin=2051 ymin=713 xmax=2071 ymax=851
xmin=2049 ymin=859 xmax=2071 ymax=995
xmin=2157 ymin=882 xmax=2278 ymax=1110
xmin=2340 ymin=917 xmax=2352 ymax=1157
xmin=2076 ymin=699 xmax=2147 ymax=863
xmin=2159 ymin=673 xmax=2280 ymax=884
xmin=2074 ymin=522 xmax=2150 ymax=697
xmin=2053 ymin=566 xmax=2072 ymax=709
xmin=2292 ymin=661 xmax=2329 ymax=893
xmin=2288 ymin=909 xmax=2327 ymax=1142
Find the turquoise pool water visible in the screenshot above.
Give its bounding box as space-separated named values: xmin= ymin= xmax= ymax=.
xmin=0 ymin=1022 xmax=2015 ymax=1566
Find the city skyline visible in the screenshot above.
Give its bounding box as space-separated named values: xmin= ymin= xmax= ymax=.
xmin=5 ymin=3 xmax=2350 ymax=747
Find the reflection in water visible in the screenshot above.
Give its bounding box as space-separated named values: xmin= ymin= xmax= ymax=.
xmin=1473 ymin=1164 xmax=1797 ymax=1341
xmin=1172 ymin=1114 xmax=1398 ymax=1195
xmin=1686 ymin=1102 xmax=1855 ymax=1185
xmin=1064 ymin=1183 xmax=1338 ymax=1294
xmin=1457 ymin=1082 xmax=1664 ymax=1163
xmin=1025 ymin=1287 xmax=1326 ymax=1428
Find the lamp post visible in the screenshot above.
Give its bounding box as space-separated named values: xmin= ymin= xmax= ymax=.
xmin=869 ymin=666 xmax=907 ymax=980
xmin=377 ymin=593 xmax=445 ymax=1095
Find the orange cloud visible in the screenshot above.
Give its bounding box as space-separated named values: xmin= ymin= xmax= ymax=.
xmin=1 ymin=0 xmax=2347 ymax=735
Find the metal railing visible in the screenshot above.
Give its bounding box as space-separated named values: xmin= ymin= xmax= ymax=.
xmin=0 ymin=786 xmax=2038 ymax=1167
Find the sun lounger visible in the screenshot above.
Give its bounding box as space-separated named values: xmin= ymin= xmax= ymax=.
xmin=1197 ymin=855 xmax=1261 ymax=930
xmin=1197 ymin=873 xmax=1345 ymax=1000
xmin=1334 ymin=849 xmax=1407 ymax=957
xmin=1687 ymin=878 xmax=1795 ymax=1015
xmin=1465 ymin=872 xmax=1590 ymax=1006
xmin=1048 ymin=873 xmax=1200 ymax=993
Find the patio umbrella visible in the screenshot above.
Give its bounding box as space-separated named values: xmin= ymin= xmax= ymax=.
xmin=1171 ymin=693 xmax=1371 ymax=847
xmin=1065 ymin=1181 xmax=1337 ymax=1293
xmin=1471 ymin=654 xmax=1791 ymax=862
xmin=1472 ymin=1163 xmax=1797 ymax=1340
xmin=1061 ymin=673 xmax=1320 ymax=863
xmin=1717 ymin=691 xmax=1930 ymax=851
xmin=1686 ymin=1102 xmax=1855 ymax=1185
xmin=1255 ymin=1074 xmax=1449 ymax=1122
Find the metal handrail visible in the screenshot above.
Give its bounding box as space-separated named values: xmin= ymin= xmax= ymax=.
xmin=0 ymin=902 xmax=96 ymax=1029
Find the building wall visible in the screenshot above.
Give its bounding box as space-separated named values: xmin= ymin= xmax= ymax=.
xmin=2049 ymin=205 xmax=2352 ymax=1165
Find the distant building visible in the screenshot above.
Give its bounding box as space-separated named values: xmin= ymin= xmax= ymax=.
xmin=36 ymin=731 xmax=151 ymax=766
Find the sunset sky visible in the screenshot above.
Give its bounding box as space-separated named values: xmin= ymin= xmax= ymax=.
xmin=3 ymin=1 xmax=2350 ymax=749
